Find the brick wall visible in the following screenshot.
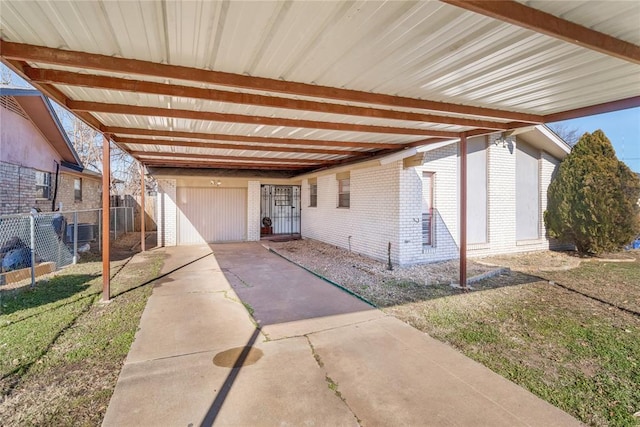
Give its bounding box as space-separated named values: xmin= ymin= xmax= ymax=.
xmin=302 ymin=161 xmax=402 ymax=264
xmin=247 ymin=181 xmax=261 ymax=241
xmin=56 ymin=173 xmax=102 ymax=223
xmin=399 ymin=143 xmax=460 ymax=264
xmin=0 ymin=161 xmax=36 ymax=215
xmin=398 ymin=135 xmax=567 ymax=263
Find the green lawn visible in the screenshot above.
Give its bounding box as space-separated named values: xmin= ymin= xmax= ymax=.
xmin=387 ymin=256 xmax=640 ymax=427
xmin=0 ymin=249 xmax=164 ymax=425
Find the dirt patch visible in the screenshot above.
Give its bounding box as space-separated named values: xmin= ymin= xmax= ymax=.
xmin=268 ymin=239 xmax=530 ymax=307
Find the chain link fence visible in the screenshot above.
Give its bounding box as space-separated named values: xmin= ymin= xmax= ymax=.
xmin=0 ymin=207 xmax=134 ymax=288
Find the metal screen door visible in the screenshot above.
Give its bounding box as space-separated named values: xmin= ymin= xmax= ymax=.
xmin=260 ymin=185 xmax=301 ymax=235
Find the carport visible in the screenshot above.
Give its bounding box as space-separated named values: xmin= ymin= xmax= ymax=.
xmin=1 ymin=0 xmax=638 ymax=300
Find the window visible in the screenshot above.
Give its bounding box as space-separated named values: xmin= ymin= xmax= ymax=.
xmin=337 ymin=173 xmax=350 ymax=208
xmin=35 ymin=171 xmax=51 ymax=200
xmin=74 ymin=178 xmax=82 ymax=201
xmin=309 ymin=179 xmax=317 ymax=207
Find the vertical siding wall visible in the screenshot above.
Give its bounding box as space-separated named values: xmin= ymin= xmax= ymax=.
xmin=301 ymin=161 xmax=402 ymax=264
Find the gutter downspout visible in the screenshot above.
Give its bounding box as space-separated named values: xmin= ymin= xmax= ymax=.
xmin=51 ymin=161 xmax=60 ymax=211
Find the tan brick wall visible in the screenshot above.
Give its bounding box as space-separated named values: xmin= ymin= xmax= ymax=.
xmin=57 ymin=172 xmax=102 ymax=224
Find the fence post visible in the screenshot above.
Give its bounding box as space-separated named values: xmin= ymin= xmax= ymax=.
xmin=124 ymin=206 xmax=128 ymax=234
xmin=114 ymin=207 xmax=118 ymax=240
xmin=131 ymin=206 xmax=134 ymax=233
xmin=73 ymin=211 xmax=78 ymax=264
xmin=30 ymin=213 xmax=36 ymax=288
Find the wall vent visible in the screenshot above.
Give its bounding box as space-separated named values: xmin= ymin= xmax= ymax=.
xmin=0 ymin=96 xmax=29 ymax=120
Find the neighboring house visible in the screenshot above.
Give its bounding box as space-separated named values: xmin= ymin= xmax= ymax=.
xmin=0 ymin=88 xmax=101 ymax=221
xmin=153 ymin=125 xmax=571 ymax=265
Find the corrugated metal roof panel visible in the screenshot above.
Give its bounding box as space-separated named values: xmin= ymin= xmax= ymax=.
xmin=1 ymin=0 xmax=638 ymax=170
xmin=519 ymin=0 xmax=640 ymax=45
xmin=3 ymin=0 xmax=637 ymax=115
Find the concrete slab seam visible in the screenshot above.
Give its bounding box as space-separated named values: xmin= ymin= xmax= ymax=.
xmin=123 ymin=348 xmax=219 ymax=366
xmin=263 ymin=315 xmax=388 ymax=342
xmin=224 ymin=268 xmax=254 ymax=288
xmin=265 ymin=246 xmax=377 ymax=308
xmin=304 ymin=335 xmax=362 ymax=426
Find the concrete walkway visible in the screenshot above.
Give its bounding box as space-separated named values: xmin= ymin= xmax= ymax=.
xmin=103 ymin=243 xmax=580 ymax=427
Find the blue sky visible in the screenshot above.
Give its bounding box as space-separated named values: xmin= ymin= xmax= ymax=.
xmin=551 ymin=107 xmax=640 ymax=173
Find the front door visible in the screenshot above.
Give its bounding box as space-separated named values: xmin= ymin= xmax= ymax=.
xmin=260 ymin=185 xmax=301 ymax=235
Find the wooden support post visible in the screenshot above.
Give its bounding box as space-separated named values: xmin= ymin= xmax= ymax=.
xmin=460 ymin=133 xmax=468 ymax=288
xmin=102 ymin=134 xmax=111 ymax=302
xmin=140 ymin=163 xmax=146 ymax=252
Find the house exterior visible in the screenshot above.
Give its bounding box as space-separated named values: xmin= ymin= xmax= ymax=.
xmin=0 ymin=88 xmax=101 ymax=220
xmin=153 ymin=125 xmax=570 ymax=265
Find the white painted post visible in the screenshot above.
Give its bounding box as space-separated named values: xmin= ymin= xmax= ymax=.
xmin=114 ymin=207 xmax=118 ymax=240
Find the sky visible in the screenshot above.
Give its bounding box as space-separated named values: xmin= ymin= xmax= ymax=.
xmin=550 ymin=107 xmax=640 ymax=173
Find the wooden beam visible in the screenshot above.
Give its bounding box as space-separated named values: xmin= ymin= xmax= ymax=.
xmin=404 ymin=137 xmax=458 ymax=147
xmin=26 ymin=67 xmax=512 ymax=130
xmin=69 ymin=100 xmax=460 ymax=137
xmin=130 ymin=151 xmax=335 ymax=165
xmin=0 ymin=40 xmax=542 ymax=122
xmin=105 ymin=126 xmax=402 ymax=149
xmin=2 ymin=59 xmax=105 ymax=130
xmin=141 ymin=159 xmax=308 ymax=170
xmin=544 ymin=96 xmax=640 ymax=123
xmin=441 ymin=0 xmax=640 ymax=64
xmin=114 ymin=136 xmax=362 ymax=156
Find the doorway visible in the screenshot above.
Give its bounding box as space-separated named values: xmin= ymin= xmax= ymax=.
xmin=260 ymin=185 xmax=301 ymax=236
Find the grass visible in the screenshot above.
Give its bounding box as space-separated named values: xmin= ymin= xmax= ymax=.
xmin=0 ymin=243 xmax=164 ymax=425
xmin=386 ymin=254 xmax=640 ymax=427
xmin=275 ymin=240 xmax=640 ymax=426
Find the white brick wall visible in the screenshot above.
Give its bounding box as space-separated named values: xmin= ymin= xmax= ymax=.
xmin=302 ymin=162 xmax=402 ymax=264
xmin=247 ymin=181 xmax=261 ymax=241
xmin=157 ymin=179 xmax=177 ymax=247
xmin=398 ymin=135 xmax=566 ymax=263
xmin=400 ymin=143 xmax=460 ymax=264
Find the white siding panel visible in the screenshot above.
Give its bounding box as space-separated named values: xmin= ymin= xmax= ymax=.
xmin=177 ymin=187 xmax=247 ymax=244
xmin=466 ymin=137 xmax=488 ymax=244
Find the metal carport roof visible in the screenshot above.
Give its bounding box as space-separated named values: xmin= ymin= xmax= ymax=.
xmin=0 ymin=0 xmax=638 ymax=174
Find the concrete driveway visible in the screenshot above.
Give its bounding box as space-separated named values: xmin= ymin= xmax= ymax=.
xmin=103 ymin=243 xmax=580 ymax=427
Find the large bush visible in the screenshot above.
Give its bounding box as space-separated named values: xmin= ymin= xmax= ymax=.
xmin=544 ymin=130 xmax=640 ymax=255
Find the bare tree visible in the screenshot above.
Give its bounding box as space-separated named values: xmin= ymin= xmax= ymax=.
xmin=54 ymin=106 xmax=141 ymax=195
xmin=0 ymin=64 xmax=32 ymax=87
xmin=548 ymin=124 xmax=582 ymax=147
